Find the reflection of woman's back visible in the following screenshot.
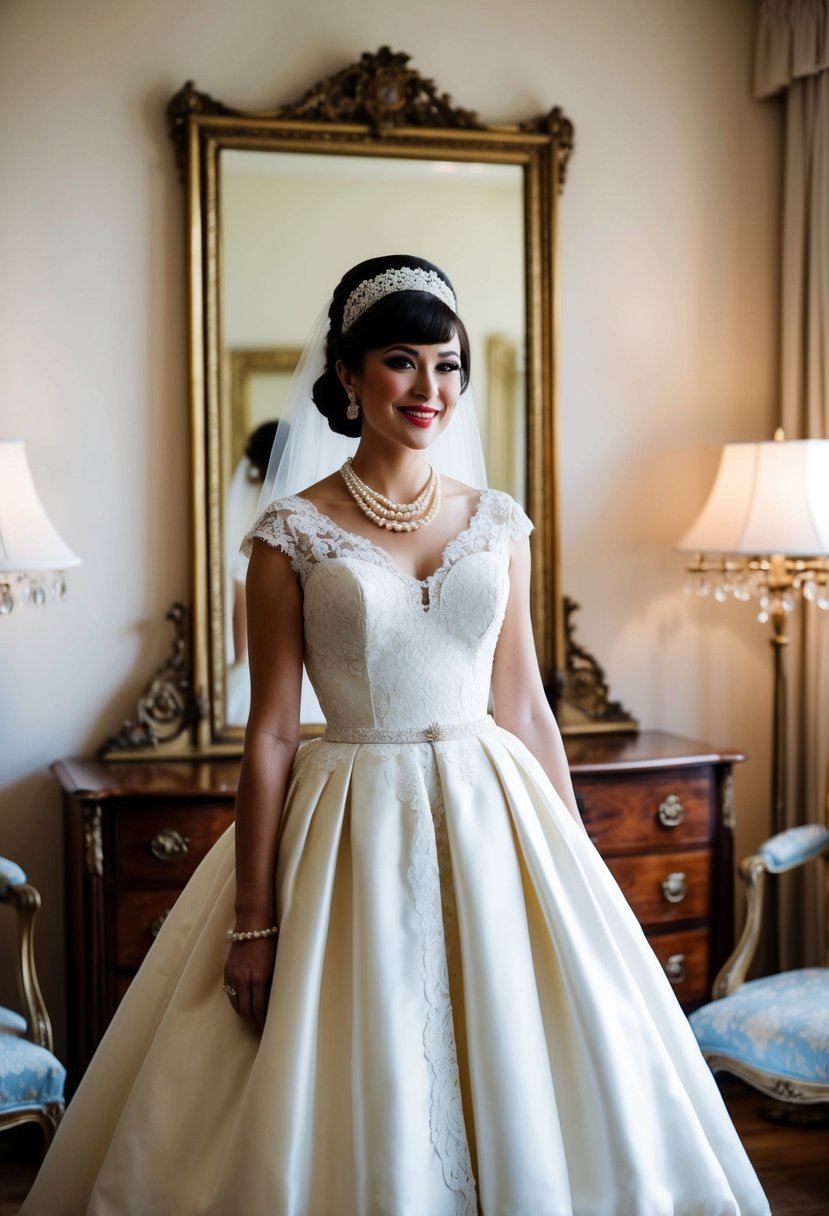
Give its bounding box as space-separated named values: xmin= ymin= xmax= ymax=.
xmin=225 ymin=422 xmax=280 ymax=724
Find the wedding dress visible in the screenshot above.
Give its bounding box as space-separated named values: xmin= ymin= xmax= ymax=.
xmin=23 ymin=490 xmax=770 ymax=1216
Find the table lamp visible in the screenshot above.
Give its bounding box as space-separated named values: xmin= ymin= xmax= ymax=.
xmin=0 ymin=439 xmax=81 ymax=615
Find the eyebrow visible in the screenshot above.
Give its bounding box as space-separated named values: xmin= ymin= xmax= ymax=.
xmin=383 ymin=344 xmax=460 ymax=358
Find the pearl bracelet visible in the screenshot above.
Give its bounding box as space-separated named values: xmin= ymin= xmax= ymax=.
xmin=226 ymin=925 xmax=279 ymax=943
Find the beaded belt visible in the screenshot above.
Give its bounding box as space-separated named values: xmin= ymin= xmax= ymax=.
xmin=322 ymin=715 xmax=495 ymax=744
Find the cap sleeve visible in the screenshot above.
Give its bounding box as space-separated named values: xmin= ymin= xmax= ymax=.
xmin=241 ymin=500 xmax=302 ymax=569
xmin=508 ymin=498 xmax=534 ymax=542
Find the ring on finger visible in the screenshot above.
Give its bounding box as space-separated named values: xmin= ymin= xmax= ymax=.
xmin=222 ymin=984 xmax=237 ymax=997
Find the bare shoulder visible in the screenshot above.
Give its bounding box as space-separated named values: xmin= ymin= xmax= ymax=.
xmin=246 ymin=532 xmax=299 ymax=588
xmin=439 ymin=474 xmax=485 ymax=510
xmin=294 ymin=472 xmax=351 ymax=512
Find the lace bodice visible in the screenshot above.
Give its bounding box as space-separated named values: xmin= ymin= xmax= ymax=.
xmin=242 ymin=490 xmax=532 ymax=732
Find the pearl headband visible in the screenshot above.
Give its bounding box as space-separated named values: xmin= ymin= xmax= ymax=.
xmin=341 ymin=267 xmax=457 ymax=334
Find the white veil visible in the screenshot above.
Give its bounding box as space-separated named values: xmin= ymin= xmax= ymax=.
xmin=254 ymin=301 xmax=488 ymax=518
xmin=257 ymin=304 xmax=353 ymax=509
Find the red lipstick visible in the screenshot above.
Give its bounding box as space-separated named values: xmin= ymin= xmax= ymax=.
xmin=399 ymin=407 xmax=439 ymax=429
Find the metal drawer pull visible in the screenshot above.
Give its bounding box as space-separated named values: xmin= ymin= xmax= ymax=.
xmin=149 ymin=828 xmax=190 ymax=861
xmin=664 ymin=953 xmax=686 ymax=985
xmin=657 ymin=795 xmax=684 ymax=829
xmin=661 ymin=871 xmax=687 ymax=903
xmin=149 ymin=910 xmax=171 ymax=940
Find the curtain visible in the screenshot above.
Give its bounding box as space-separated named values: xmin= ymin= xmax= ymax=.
xmin=756 ymin=0 xmax=829 ymax=968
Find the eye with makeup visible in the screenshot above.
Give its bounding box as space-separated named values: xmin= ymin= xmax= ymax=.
xmin=382 ymin=354 xmax=461 ymax=374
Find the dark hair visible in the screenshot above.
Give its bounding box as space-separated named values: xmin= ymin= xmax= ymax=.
xmin=245 ymin=421 xmax=279 ymax=481
xmin=312 ymin=254 xmax=471 ymax=438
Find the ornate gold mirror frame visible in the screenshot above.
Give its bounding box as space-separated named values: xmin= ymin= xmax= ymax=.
xmin=104 ymin=48 xmax=632 ymax=760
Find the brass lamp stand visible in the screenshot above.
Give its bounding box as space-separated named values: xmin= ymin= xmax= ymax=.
xmin=682 ymin=550 xmax=829 ymax=837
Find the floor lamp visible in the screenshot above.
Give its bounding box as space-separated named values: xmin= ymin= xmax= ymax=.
xmin=0 ymin=439 xmax=80 ymax=613
xmin=677 ymin=431 xmax=829 ymax=841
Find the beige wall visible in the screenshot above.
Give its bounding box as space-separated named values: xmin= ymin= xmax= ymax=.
xmin=0 ymin=0 xmax=781 ymax=1055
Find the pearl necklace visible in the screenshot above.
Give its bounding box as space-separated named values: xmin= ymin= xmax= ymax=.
xmin=340 ymin=458 xmax=441 ymax=532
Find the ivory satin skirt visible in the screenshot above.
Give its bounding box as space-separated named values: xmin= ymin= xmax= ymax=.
xmin=22 ymin=729 xmax=770 ymax=1215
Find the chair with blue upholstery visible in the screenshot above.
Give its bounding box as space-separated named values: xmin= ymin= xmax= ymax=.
xmin=0 ymin=858 xmax=65 ymax=1149
xmin=689 ymin=824 xmax=829 ymax=1105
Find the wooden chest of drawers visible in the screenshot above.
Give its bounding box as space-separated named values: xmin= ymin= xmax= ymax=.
xmin=567 ymin=734 xmax=741 ymax=1008
xmin=56 ymin=732 xmax=740 ymax=1085
xmin=55 ymin=758 xmax=241 ymax=1084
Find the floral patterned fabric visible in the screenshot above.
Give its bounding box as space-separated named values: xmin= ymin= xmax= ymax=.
xmin=0 ymin=1029 xmax=65 ymax=1111
xmin=689 ymin=968 xmax=829 ymax=1083
xmin=0 ymin=857 xmax=65 ymax=1112
xmin=0 ymin=1009 xmax=27 ymax=1035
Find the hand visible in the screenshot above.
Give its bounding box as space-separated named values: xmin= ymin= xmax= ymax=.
xmin=223 ymin=936 xmax=277 ymax=1031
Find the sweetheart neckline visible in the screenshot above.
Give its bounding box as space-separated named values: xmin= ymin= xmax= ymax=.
xmin=287 ymin=489 xmax=491 ymax=589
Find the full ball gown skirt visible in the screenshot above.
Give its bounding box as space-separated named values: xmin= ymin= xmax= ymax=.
xmin=23 ymin=492 xmax=770 ymax=1216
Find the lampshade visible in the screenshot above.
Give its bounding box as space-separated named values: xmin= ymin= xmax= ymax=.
xmin=0 ymin=439 xmax=80 ymax=575
xmin=677 ymin=438 xmax=829 ymax=556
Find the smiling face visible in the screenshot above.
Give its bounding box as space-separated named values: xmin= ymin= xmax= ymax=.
xmin=338 ymin=337 xmax=463 ymax=452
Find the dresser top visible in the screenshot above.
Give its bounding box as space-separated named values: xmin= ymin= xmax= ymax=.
xmin=53 ymin=731 xmax=745 ymax=799
xmin=563 ymin=730 xmax=746 ymax=774
xmin=52 ymin=757 xmax=242 ymax=799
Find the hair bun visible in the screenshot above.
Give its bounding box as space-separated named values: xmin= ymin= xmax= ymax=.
xmin=312 ymin=367 xmax=361 ymax=438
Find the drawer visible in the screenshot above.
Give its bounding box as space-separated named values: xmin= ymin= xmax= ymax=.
xmin=116 ymin=889 xmax=180 ymax=969
xmin=647 ymin=927 xmax=710 ymax=1004
xmin=575 ymin=769 xmax=712 ymax=851
xmin=605 ymin=849 xmax=712 ymax=926
xmin=115 ymin=804 xmax=234 ymax=881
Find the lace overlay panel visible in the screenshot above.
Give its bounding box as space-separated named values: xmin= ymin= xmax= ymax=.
xmin=405 ymin=752 xmax=477 ymax=1216
xmin=242 ymin=488 xmax=532 ymax=601
xmin=242 ymin=491 xmax=529 ymax=734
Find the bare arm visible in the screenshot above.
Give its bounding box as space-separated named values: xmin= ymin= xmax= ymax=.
xmin=223 ymin=539 xmax=304 ymax=1028
xmin=231 ymin=578 xmax=248 ymax=663
xmin=490 ymin=535 xmax=585 ymax=830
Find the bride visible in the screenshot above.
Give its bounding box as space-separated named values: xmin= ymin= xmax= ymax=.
xmin=23 ymin=255 xmax=769 ymax=1215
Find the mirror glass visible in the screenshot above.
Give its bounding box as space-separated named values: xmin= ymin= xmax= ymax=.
xmin=219 ymin=149 xmax=526 ymax=725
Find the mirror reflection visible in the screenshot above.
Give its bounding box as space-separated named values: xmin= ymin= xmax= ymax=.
xmin=219 ymin=150 xmax=525 ymax=725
